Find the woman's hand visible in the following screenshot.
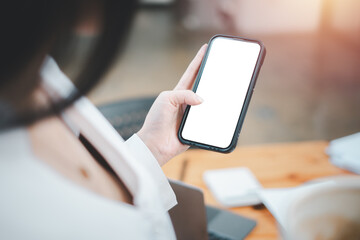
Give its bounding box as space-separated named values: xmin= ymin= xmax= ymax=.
xmin=137 ymin=44 xmax=207 ymax=166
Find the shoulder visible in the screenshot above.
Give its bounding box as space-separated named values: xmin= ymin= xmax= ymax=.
xmin=0 ymin=128 xmax=152 ymax=239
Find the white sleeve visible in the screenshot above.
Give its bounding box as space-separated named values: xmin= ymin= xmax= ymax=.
xmin=125 ymin=134 xmax=177 ymax=211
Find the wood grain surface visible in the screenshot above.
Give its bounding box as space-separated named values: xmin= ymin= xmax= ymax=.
xmin=162 ymin=141 xmax=352 ymax=239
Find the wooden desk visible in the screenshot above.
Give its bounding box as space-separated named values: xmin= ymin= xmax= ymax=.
xmin=163 ymin=141 xmax=351 ymax=239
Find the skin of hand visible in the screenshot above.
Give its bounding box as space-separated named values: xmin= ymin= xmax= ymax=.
xmin=137 ymin=44 xmax=207 ymax=166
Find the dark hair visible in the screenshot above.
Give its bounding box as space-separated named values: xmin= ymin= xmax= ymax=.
xmin=0 ymin=0 xmax=137 ymax=129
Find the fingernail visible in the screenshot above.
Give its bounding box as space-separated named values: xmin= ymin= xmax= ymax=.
xmin=196 ymin=95 xmax=204 ymax=103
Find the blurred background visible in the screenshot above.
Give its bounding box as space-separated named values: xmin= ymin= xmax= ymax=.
xmin=88 ymin=0 xmax=360 ymax=145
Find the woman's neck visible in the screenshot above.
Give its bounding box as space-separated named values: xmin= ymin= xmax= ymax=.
xmin=28 ymin=116 xmax=133 ymax=204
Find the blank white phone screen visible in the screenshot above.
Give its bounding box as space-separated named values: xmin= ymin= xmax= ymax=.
xmin=181 ymin=37 xmax=261 ymax=149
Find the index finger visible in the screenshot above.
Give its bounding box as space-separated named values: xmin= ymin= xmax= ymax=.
xmin=174 ymin=44 xmax=207 ymax=91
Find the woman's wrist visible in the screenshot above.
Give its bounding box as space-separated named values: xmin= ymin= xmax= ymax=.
xmin=137 ymin=130 xmax=167 ymax=166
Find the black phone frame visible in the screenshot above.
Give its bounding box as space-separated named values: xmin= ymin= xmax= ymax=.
xmin=178 ymin=34 xmax=266 ymax=153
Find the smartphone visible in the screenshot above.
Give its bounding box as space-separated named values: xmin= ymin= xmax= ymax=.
xmin=178 ymin=35 xmax=266 ymax=153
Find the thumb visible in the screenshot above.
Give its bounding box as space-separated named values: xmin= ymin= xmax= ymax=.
xmin=168 ymin=90 xmax=203 ymax=107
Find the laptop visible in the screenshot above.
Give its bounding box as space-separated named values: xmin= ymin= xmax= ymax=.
xmin=169 ymin=180 xmax=256 ymax=240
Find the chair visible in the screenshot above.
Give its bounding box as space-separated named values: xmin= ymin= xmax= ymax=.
xmin=97 ymin=96 xmax=157 ymax=140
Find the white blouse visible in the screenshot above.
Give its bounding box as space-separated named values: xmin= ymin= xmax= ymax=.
xmin=0 ymin=58 xmax=177 ymax=239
